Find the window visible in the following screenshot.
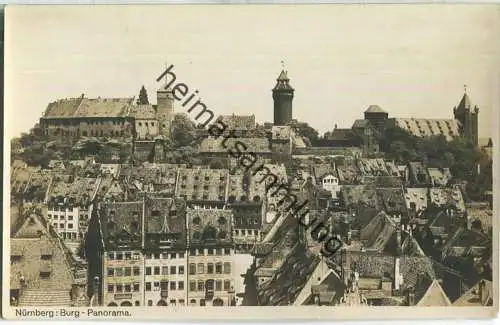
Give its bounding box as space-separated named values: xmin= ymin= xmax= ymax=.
xmin=215 ymin=263 xmax=222 ymax=274
xmin=178 ymin=281 xmax=184 ymax=290
xmin=133 ymin=283 xmax=140 ymax=292
xmin=207 ymin=263 xmax=214 ymax=274
xmin=108 ymin=252 xmax=114 ymax=260
xmin=125 ymin=284 xmax=131 ymax=292
xmin=146 ymin=267 xmax=152 ymax=275
xmin=107 ymin=284 xmax=114 ymax=292
xmin=215 ymin=280 xmax=222 ymax=291
xmin=197 ymin=249 xmax=204 ymax=256
xmin=68 ymin=215 xmax=73 ymax=221
xmin=216 ymin=248 xmax=223 ymax=256
xmin=189 ymin=263 xmax=196 ymax=275
xmin=135 ymin=301 xmax=140 ymax=306
xmin=148 ymin=300 xmax=153 ymax=306
xmin=154 ymin=282 xmax=160 ymax=291
xmin=60 ymin=215 xmax=65 ymax=220
xmin=224 ymin=248 xmax=231 ymax=255
xmin=170 ymin=282 xmax=176 ymax=290
xmin=68 ymin=224 xmax=73 ymax=229
xmin=154 ymin=266 xmax=160 ymax=275
xmin=124 ymin=267 xmax=132 ymax=276
xmin=170 ymin=253 xmax=177 ymax=259
xmin=224 ymin=280 xmax=231 ymax=291
xmin=133 ymin=252 xmax=140 ymax=260
xmin=162 ymin=266 xmax=168 ymax=275
xmin=197 ymin=263 xmax=205 ymax=274
xmin=200 ymin=299 xmax=206 ymax=306
xmin=179 ymin=299 xmax=185 ymax=306
xmin=178 ymin=266 xmax=184 ymax=275
xmin=170 ymin=266 xmax=176 ymax=275
xmin=125 ymin=252 xmax=131 ymax=260
xmin=160 ymin=281 xmax=168 ymax=290
xmin=115 ymin=268 xmax=123 ymax=277
xmin=179 ymin=252 xmax=185 ymax=258
xmin=224 ymin=262 xmax=231 ymax=274
xmin=47 ymin=214 xmax=52 ymax=219
xmin=154 ymin=253 xmax=160 ymax=259
xmin=197 ymin=280 xmax=205 ymax=292
xmin=41 ymin=253 xmax=52 ymax=261
xmin=59 ymin=223 xmax=64 ymax=229
xmin=116 ymin=252 xmax=123 ymax=260
xmin=116 ymin=284 xmax=123 ymax=292
xmin=207 ymin=248 xmax=214 ymax=256
xmin=189 ymin=249 xmax=196 ymax=256
xmin=107 ymin=268 xmax=115 ymax=277
xmin=133 ymin=267 xmax=140 ymax=276
xmin=189 ymin=281 xmax=196 ymax=292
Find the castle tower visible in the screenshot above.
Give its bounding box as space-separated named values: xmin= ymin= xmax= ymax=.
xmin=272 ymin=70 xmax=294 ymax=125
xmin=453 ymin=87 xmax=479 ymax=146
xmin=156 ymin=78 xmax=175 ymax=137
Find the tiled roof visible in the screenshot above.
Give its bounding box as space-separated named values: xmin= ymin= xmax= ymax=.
xmin=427 ymin=168 xmax=453 ymax=187
xmin=393 ymin=118 xmax=460 ymax=141
xmin=341 ymin=185 xmax=379 ymax=210
xmin=176 ymin=167 xmax=229 ymax=202
xmin=404 ymin=188 xmax=429 ymax=212
xmin=352 ymin=119 xmax=371 ymax=129
xmin=257 ymin=245 xmax=319 ymax=305
xmin=227 ymin=173 xmax=266 ymax=205
xmin=199 ymin=137 xmax=271 ymax=153
xmin=144 ymin=197 xmax=187 ymax=249
xmin=312 ymin=163 xmax=337 ymax=181
xmin=429 ymin=188 xmax=465 ymax=212
xmin=216 ymin=114 xmax=256 ymax=130
xmin=357 ymin=158 xmax=389 ymax=177
xmin=129 ymin=104 xmax=156 ymax=119
xmin=43 ymin=97 xmax=134 ymax=119
xmin=273 ymin=70 xmax=294 ymax=91
xmin=99 ymin=201 xmax=143 ymax=250
xmin=336 ymin=159 xmax=360 ymax=184
xmin=73 ymin=97 xmax=133 ymax=118
xmin=416 ymin=279 xmax=452 ymax=306
xmin=23 ymin=170 xmax=52 ymax=202
xmin=186 ymin=208 xmax=233 ymax=247
xmin=453 ymin=279 xmax=493 ymax=306
xmin=47 ymin=176 xmax=100 ymax=206
xmin=324 ymin=128 xmax=355 ymax=141
xmin=467 ymin=207 xmax=493 ymax=233
xmin=11 ymin=216 xmax=74 ymax=301
xmin=42 ymin=97 xmax=84 ymax=118
xmin=365 ymin=105 xmax=386 ymax=114
xmin=11 ymin=166 xmax=36 ymax=196
xmin=376 ymin=188 xmax=408 ymax=216
xmin=360 ymin=212 xmax=396 ymax=251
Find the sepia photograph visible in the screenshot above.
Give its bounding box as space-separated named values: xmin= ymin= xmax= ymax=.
xmin=3 ymin=4 xmax=498 ymax=320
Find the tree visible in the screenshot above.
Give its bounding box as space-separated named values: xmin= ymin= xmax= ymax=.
xmin=138 ymin=85 xmax=149 ymax=105
xmin=171 ymin=114 xmax=197 ymax=147
xmin=292 ymin=121 xmax=320 ymax=146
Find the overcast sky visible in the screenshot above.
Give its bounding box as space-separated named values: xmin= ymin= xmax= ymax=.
xmin=5 ymin=4 xmax=499 ymax=139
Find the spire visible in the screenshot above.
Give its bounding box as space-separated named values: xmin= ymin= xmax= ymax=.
xmin=457 ymin=84 xmax=472 ymax=111
xmin=273 ymin=66 xmax=294 ymax=91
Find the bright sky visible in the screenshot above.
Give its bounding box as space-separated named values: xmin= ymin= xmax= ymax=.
xmin=5 ymin=4 xmax=499 ymax=139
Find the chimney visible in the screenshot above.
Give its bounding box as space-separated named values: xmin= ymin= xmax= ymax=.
xmin=479 ymin=280 xmax=485 ymax=303
xmin=394 ymin=257 xmax=401 ymax=291
xmin=407 ymin=287 xmax=415 ymax=306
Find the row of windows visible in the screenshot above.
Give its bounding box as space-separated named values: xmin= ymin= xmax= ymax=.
xmin=189 ymin=248 xmax=231 ymax=256
xmin=52 ymin=222 xmax=74 ymax=229
xmin=234 ymin=229 xmax=259 ymax=236
xmin=188 ymin=262 xmax=231 ymax=275
xmin=188 ymin=280 xmax=231 ymax=292
xmin=60 ymin=232 xmax=79 ymax=240
xmin=47 ymin=214 xmax=73 ymax=221
xmin=107 ymin=249 xmax=231 ymax=260
xmin=108 ymin=252 xmax=141 ymax=260
xmin=144 ymin=252 xmax=185 ymax=260
xmin=107 ymin=267 xmax=141 ymax=277
xmin=145 ymin=281 xmax=184 ymax=291
xmin=145 ymin=265 xmax=184 ymax=276
xmin=137 ymin=122 xmax=155 ymax=127
xmin=108 ymin=283 xmax=140 ymax=293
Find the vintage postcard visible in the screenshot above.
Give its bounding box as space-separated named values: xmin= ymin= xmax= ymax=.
xmin=3 ymin=4 xmax=498 ymax=321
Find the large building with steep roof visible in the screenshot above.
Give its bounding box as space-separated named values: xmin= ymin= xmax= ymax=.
xmin=39 ymin=85 xmax=175 ymax=140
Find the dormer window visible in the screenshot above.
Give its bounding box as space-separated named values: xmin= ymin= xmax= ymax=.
xmin=41 ymin=254 xmax=52 ymax=261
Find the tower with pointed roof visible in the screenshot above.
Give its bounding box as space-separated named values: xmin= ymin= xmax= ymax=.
xmin=156 ymin=69 xmax=176 ymax=137
xmin=453 ymin=87 xmax=479 ymax=146
xmin=272 ymin=70 xmax=294 ymax=125
xmin=364 ymin=105 xmax=389 ymax=131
